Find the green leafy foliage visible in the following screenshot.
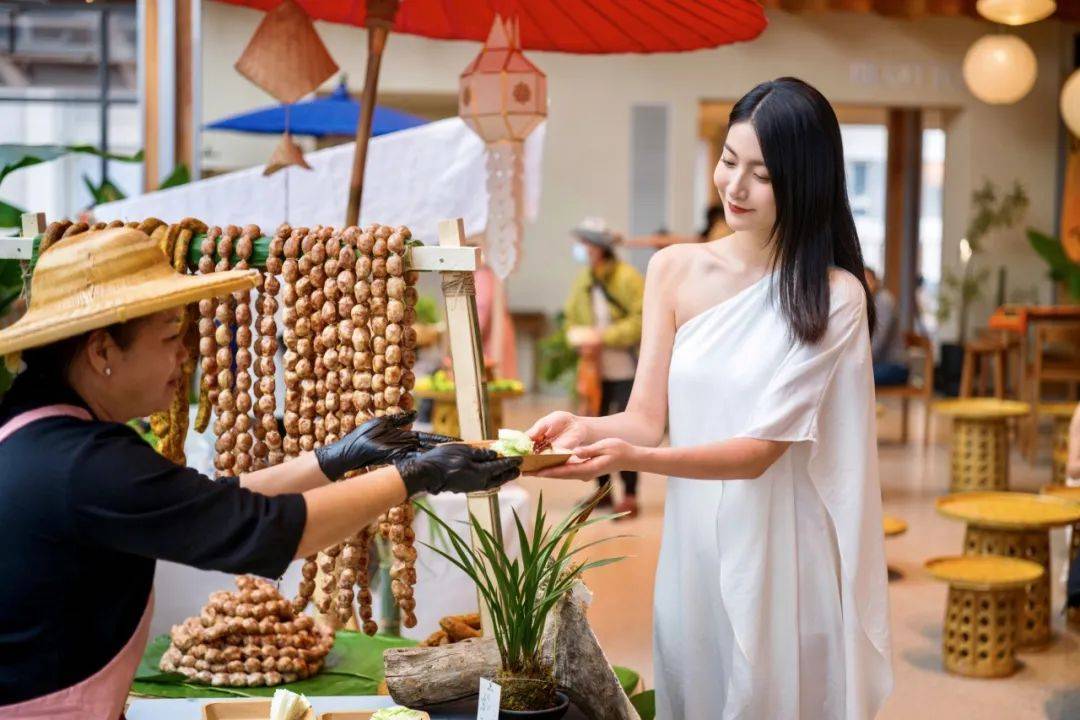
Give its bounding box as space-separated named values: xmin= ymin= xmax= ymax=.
xmin=82 ymin=174 xmax=128 ymax=205
xmin=414 ymin=294 xmax=440 ymax=324
xmin=0 ymin=199 xmax=25 ymax=228
xmin=613 ymin=666 xmax=640 ymax=696
xmin=938 ymin=180 xmax=1029 ymax=343
xmin=537 ymin=312 xmax=577 ymax=393
xmin=0 ymin=144 xmax=143 ymax=187
xmin=132 ymin=630 xmax=412 ymax=698
xmin=629 ymin=690 xmax=656 ymax=720
xmin=159 ymin=164 xmax=191 ymax=190
xmin=1027 ymin=228 xmax=1080 ymax=301
xmin=415 ymin=494 xmax=625 ymax=678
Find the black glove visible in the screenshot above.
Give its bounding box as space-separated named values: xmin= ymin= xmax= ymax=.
xmin=315 ymin=412 xmax=424 ymax=481
xmin=394 ymin=444 xmax=522 ymax=497
xmin=415 ymin=430 xmax=460 ymax=451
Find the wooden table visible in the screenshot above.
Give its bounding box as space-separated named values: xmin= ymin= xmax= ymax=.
xmin=936 ymin=491 xmax=1080 ymax=647
xmin=933 ymin=399 xmax=1031 ymax=492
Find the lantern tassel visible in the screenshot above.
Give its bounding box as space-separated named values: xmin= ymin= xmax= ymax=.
xmin=485 ymin=139 xmax=523 ymax=279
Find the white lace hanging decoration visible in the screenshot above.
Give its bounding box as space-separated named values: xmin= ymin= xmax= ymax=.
xmin=484 ymin=140 xmax=524 ymax=279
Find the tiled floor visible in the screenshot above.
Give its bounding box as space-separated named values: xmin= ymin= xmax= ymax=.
xmin=501 ymin=394 xmax=1080 ymax=720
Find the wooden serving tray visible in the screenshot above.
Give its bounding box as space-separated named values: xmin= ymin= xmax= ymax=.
xmin=202 ymin=700 xmax=315 ymax=720
xmin=320 ymin=712 xmax=431 ymax=720
xmin=467 ymin=440 xmax=572 ymax=474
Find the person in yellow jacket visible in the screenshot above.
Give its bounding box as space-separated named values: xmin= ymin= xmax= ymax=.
xmin=564 ymin=218 xmax=645 ymax=517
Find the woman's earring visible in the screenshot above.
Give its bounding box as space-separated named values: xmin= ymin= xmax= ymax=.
xmin=104 ymin=367 xmax=112 ymax=377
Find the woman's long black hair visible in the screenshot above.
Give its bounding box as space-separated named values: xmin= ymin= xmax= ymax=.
xmin=729 ymin=77 xmax=875 ymax=345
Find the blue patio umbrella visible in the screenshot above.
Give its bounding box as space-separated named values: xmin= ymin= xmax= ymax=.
xmin=205 ymin=80 xmax=427 ymax=139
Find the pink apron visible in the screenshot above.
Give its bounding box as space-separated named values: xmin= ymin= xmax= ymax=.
xmin=0 ymin=405 xmax=155 ymax=720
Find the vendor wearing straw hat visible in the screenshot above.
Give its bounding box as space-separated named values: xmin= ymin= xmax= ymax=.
xmin=0 ymin=227 xmax=520 ymax=717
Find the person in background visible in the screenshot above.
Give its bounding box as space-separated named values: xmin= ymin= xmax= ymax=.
xmin=564 ymin=218 xmax=644 ymax=517
xmin=470 ymin=234 xmax=519 ymax=380
xmin=866 ymin=268 xmax=909 ymax=386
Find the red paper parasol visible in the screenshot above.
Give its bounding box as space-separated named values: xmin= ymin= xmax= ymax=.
xmin=218 ymin=0 xmax=767 ymax=54
xmin=215 ymin=0 xmax=767 ymax=223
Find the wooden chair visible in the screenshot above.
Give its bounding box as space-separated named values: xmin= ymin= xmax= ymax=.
xmin=1025 ymin=321 xmax=1080 ymax=459
xmin=876 ymin=333 xmax=934 ymax=444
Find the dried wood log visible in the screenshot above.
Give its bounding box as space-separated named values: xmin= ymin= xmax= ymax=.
xmin=383 ymin=581 xmax=639 ymax=720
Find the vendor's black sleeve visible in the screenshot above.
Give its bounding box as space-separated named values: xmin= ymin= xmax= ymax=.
xmin=66 ymin=424 xmax=306 ymax=578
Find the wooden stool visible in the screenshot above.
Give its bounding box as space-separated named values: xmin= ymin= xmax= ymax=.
xmin=926 ymin=556 xmax=1044 ymax=678
xmin=960 ymin=337 xmax=1009 ymax=398
xmin=933 ymin=400 xmax=1031 ymax=492
xmin=936 ymin=492 xmax=1080 ymax=647
xmin=1039 ymin=403 xmax=1078 ymax=485
xmin=883 ymin=516 xmax=908 ymax=537
xmin=1041 ymin=484 xmax=1080 ymax=628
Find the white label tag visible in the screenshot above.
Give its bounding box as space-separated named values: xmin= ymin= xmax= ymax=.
xmin=477 ymin=677 xmax=501 ymax=719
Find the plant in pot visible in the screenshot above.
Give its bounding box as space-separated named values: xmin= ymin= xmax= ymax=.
xmin=417 ymin=491 xmax=624 ymax=717
xmin=935 ymin=180 xmax=1028 ymax=395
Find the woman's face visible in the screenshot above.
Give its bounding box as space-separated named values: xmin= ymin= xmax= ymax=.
xmin=713 ymin=122 xmax=777 ymax=237
xmin=102 ymin=310 xmax=188 ymax=418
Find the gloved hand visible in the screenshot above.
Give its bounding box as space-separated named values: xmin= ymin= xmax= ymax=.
xmin=315 ymin=411 xmax=456 ymax=481
xmin=394 ymin=444 xmax=522 ymax=497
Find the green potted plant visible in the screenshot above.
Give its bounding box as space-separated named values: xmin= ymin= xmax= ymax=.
xmin=417 ymin=492 xmax=624 ymax=717
xmin=936 ymin=180 xmax=1028 ymax=394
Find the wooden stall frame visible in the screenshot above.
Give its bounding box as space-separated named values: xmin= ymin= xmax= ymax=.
xmin=0 ymin=211 xmax=502 ymax=636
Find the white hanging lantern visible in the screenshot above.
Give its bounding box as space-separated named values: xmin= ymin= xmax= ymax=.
xmin=976 ymin=0 xmax=1056 ymax=25
xmin=1061 ymin=68 xmax=1080 ymax=137
xmin=459 ymin=15 xmax=547 ymax=279
xmin=963 ymin=34 xmax=1038 ymax=105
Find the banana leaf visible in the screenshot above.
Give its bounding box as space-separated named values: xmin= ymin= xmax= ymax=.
xmin=131 ymin=630 xmax=414 ymax=698
xmin=0 ymin=144 xmax=144 ymax=188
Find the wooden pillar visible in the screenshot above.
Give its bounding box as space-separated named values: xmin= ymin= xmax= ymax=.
xmin=436 ymin=218 xmax=501 ymax=637
xmin=885 ymin=108 xmax=923 ymax=332
xmin=141 ymin=0 xmax=196 ymax=191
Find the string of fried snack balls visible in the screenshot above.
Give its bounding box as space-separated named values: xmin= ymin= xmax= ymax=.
xmin=83 ymin=219 xmax=424 ymax=637
xmin=160 ymin=575 xmax=333 ymax=687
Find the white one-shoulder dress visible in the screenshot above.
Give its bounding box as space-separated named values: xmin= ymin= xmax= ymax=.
xmin=654 ymin=268 xmax=893 ymax=719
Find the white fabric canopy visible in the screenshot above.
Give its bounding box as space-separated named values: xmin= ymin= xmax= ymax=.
xmin=95 ymin=118 xmax=544 ymax=244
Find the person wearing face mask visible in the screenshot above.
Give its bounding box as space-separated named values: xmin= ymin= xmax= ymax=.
xmin=530 ymin=79 xmax=892 ymax=718
xmin=562 ymin=218 xmax=644 ymax=517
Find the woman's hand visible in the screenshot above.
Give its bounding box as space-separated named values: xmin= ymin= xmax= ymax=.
xmin=395 ymin=444 xmax=522 ymax=496
xmin=526 ymin=411 xmax=591 ymax=453
xmin=535 ymin=438 xmax=640 ymax=480
xmin=315 ymin=412 xmax=456 ymax=481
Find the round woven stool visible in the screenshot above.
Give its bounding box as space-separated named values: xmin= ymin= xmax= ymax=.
xmin=926 ymin=555 xmax=1044 ymax=678
xmin=937 ymin=491 xmax=1080 ymax=647
xmin=1039 ymin=403 xmax=1077 ymax=486
xmin=883 ymin=516 xmax=908 ymax=537
xmin=933 ymin=400 xmax=1031 ymax=493
xmin=1041 ymin=484 xmax=1080 ymax=629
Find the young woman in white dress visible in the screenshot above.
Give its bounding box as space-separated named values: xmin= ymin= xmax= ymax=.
xmin=530 ymin=78 xmax=893 ymax=719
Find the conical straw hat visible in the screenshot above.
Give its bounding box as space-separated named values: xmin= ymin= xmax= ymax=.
xmin=0 ymin=227 xmax=258 ymax=356
xmin=235 ymin=0 xmax=339 ymax=105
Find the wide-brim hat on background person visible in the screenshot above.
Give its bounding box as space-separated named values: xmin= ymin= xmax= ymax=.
xmin=0 ymin=226 xmax=258 ymax=356
xmin=571 ymin=217 xmax=623 ymax=249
